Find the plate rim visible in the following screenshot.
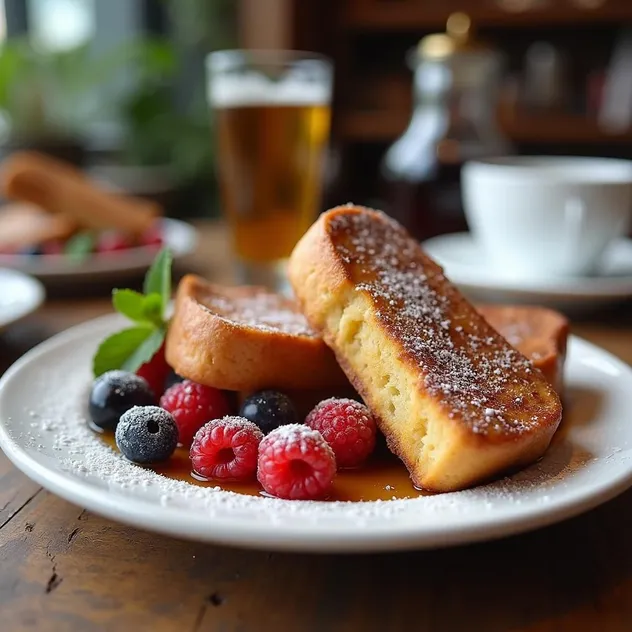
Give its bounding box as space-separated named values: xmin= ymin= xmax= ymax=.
xmin=1 ymin=316 xmax=632 ymax=552
xmin=0 ymin=218 xmax=198 ymax=280
xmin=0 ymin=267 xmax=45 ymax=329
xmin=423 ymin=232 xmax=632 ymax=298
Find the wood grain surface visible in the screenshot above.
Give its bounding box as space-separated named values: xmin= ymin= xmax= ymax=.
xmin=2 ymin=222 xmax=632 ymax=632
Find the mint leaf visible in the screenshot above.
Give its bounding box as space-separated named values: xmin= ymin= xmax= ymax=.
xmin=112 ymin=289 xmax=147 ymax=323
xmin=93 ymin=326 xmax=155 ymax=377
xmin=65 ymin=231 xmax=96 ymax=262
xmin=143 ymin=247 xmax=172 ymax=313
xmin=142 ymin=293 xmax=164 ymax=326
xmin=94 ymin=248 xmax=171 ymax=376
xmin=120 ymin=327 xmax=166 ymax=373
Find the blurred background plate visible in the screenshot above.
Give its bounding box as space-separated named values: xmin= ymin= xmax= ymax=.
xmin=423 ymin=232 xmax=632 ymax=313
xmin=0 ymin=218 xmax=198 ymax=286
xmin=0 ymin=268 xmax=44 ymax=330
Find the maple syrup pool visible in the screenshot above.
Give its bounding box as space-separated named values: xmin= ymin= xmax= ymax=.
xmin=96 ymin=431 xmax=427 ymax=502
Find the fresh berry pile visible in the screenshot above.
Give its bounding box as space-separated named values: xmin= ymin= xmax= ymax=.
xmin=88 ymin=367 xmax=379 ymax=500
xmin=87 ymin=248 xmax=381 ymax=500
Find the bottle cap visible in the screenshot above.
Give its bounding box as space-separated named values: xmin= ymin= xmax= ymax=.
xmin=417 ymin=13 xmax=491 ymax=60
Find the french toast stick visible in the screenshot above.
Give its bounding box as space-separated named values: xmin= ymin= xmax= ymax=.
xmin=1 ymin=151 xmax=159 ymax=236
xmin=288 ymin=205 xmax=562 ymax=492
xmin=478 ymin=305 xmax=568 ymax=397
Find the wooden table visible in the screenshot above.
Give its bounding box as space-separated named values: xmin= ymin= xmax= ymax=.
xmin=2 ymin=222 xmax=632 ymax=632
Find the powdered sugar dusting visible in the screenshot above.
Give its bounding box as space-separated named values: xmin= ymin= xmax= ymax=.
xmin=204 ymin=291 xmax=316 ymax=337
xmin=265 ymin=423 xmax=324 ymax=444
xmin=2 ymin=316 xmax=629 ymax=548
xmin=328 ymin=209 xmax=561 ymax=436
xmin=9 ymin=345 xmax=593 ymax=520
xmin=261 ymin=423 xmax=336 ymax=462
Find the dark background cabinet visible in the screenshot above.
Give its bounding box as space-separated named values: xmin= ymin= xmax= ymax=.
xmin=238 ymin=0 xmax=632 ymax=207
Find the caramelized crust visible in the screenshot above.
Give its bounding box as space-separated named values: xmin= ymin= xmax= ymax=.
xmin=165 ymin=275 xmax=348 ymax=391
xmin=288 ymin=205 xmax=562 ymax=492
xmin=478 ymin=305 xmax=568 ymax=396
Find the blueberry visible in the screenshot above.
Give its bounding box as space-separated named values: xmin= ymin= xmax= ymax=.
xmin=239 ymin=390 xmax=298 ymax=434
xmin=19 ymin=245 xmax=42 ymax=256
xmin=115 ymin=406 xmax=178 ymax=463
xmin=89 ymin=370 xmax=155 ymax=431
xmin=164 ymin=370 xmax=184 ymax=391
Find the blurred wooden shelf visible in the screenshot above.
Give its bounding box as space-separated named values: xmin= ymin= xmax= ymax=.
xmin=501 ymin=110 xmax=632 ymax=144
xmin=343 ymin=2 xmax=632 ymax=30
xmin=338 ymin=111 xmax=407 ymax=141
xmin=338 ymin=109 xmax=632 ymax=144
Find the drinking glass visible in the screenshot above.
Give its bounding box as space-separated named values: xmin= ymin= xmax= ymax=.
xmin=206 ymin=50 xmax=333 ymax=290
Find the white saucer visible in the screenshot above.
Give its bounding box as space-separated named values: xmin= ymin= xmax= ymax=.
xmin=423 ymin=233 xmax=632 ymax=311
xmin=0 ymin=218 xmax=198 ymax=286
xmin=1 ymin=314 xmax=632 ymax=552
xmin=0 ymin=268 xmax=45 ymax=330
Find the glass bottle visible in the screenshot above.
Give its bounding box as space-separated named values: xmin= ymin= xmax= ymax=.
xmin=381 ymin=13 xmax=511 ymax=241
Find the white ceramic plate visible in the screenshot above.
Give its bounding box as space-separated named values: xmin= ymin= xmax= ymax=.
xmin=0 ymin=268 xmax=45 ymax=330
xmin=0 ymin=218 xmax=198 ymax=285
xmin=423 ymin=232 xmax=632 ymax=311
xmin=1 ymin=314 xmax=631 ymax=552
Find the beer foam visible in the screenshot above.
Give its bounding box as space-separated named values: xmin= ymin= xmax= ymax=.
xmin=208 ymin=73 xmax=330 ymax=108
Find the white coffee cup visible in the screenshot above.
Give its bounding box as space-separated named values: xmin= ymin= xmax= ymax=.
xmin=462 ymin=156 xmax=632 ymax=280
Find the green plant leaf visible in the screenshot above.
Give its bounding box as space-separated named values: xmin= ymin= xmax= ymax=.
xmin=93 ymin=326 xmax=156 ymax=377
xmin=120 ymin=327 xmax=166 ymax=373
xmin=143 ymin=247 xmax=172 ymax=311
xmin=112 ymin=289 xmax=148 ymax=323
xmin=142 ymin=293 xmax=164 ymax=327
xmin=64 ymin=231 xmax=96 ymax=262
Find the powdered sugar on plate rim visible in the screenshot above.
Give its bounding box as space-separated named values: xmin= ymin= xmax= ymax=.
xmin=1 ymin=313 xmax=632 ymax=552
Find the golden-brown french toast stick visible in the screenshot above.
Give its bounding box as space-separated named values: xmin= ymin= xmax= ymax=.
xmin=288 ymin=205 xmax=562 ymax=492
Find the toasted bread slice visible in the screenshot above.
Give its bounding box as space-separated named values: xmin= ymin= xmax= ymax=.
xmin=288 ymin=205 xmax=562 ymax=492
xmin=235 ymin=305 xmax=568 ymax=417
xmin=165 ymin=275 xmax=349 ymax=391
xmin=478 ymin=305 xmax=568 ymax=396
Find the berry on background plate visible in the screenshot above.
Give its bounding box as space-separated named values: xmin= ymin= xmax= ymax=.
xmin=140 ymin=223 xmax=164 ymax=249
xmin=305 ymin=398 xmax=377 ymax=468
xmin=190 ymin=416 xmax=263 ymax=481
xmin=239 ymin=390 xmax=299 ymax=435
xmin=161 ymin=380 xmax=231 ymax=447
xmin=89 ymin=370 xmax=155 ymax=431
xmin=115 ymin=405 xmax=179 ymax=464
xmin=97 ymin=232 xmax=133 ymax=255
xmin=257 ymin=424 xmax=336 ymax=500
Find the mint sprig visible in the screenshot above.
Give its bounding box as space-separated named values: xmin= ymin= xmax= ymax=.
xmin=64 ymin=231 xmax=96 ymax=262
xmin=93 ymin=247 xmax=173 ymax=377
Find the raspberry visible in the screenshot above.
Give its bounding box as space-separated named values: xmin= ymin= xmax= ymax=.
xmin=160 ymin=379 xmax=231 ymax=447
xmin=42 ymin=239 xmax=64 ymax=255
xmin=140 ymin=223 xmax=164 ymax=249
xmin=305 ymin=398 xmax=377 ymax=468
xmin=97 ymin=232 xmax=132 ymax=254
xmin=257 ymin=424 xmax=336 ymax=500
xmin=190 ymin=416 xmax=263 ymax=481
xmin=136 ymin=342 xmax=170 ymax=398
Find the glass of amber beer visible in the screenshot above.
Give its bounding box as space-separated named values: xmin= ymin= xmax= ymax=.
xmin=206 ymin=50 xmax=332 ymax=289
